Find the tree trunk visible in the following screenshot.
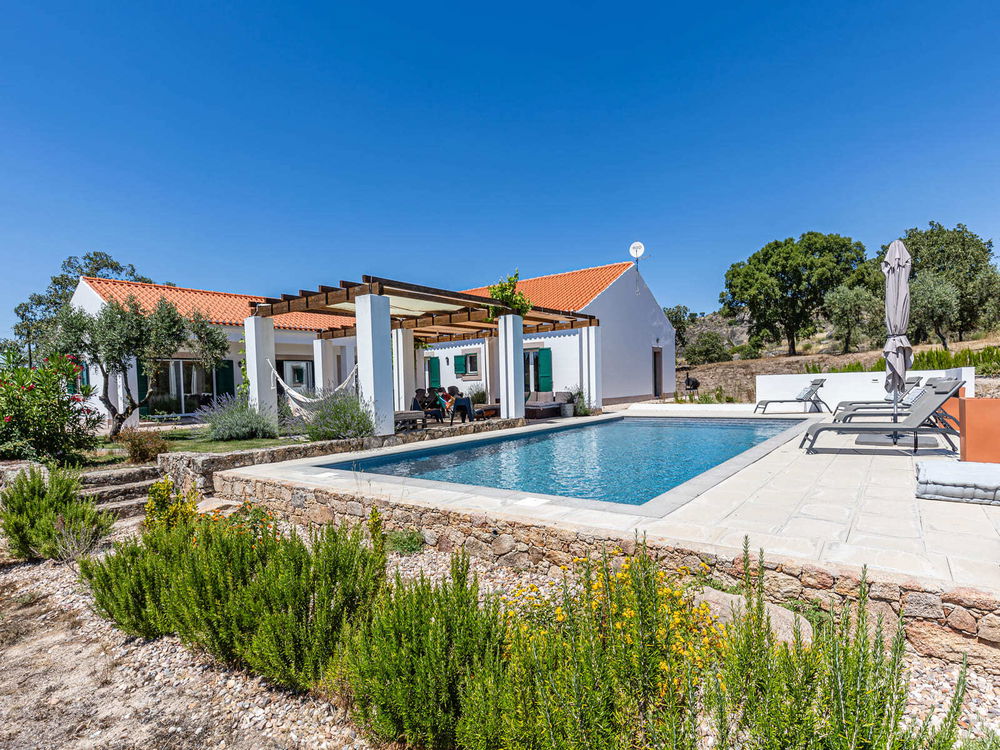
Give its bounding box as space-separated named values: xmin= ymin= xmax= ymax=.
xmin=786 ymin=335 xmax=797 ymax=357
xmin=934 ymin=326 xmax=949 ymax=351
xmin=842 ymin=329 xmax=852 ymax=355
xmin=97 ymin=366 xmax=136 ymax=438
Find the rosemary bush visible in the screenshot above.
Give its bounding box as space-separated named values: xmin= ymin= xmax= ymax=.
xmin=299 ymin=392 xmax=375 ymax=441
xmin=0 ymin=466 xmax=112 ymax=560
xmin=343 ymin=555 xmax=505 ymax=749
xmin=196 ymin=394 xmax=279 ymax=441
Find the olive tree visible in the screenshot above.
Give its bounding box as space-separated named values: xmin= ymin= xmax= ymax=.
xmin=823 ymin=285 xmax=881 ymax=354
xmin=55 ymin=297 xmax=229 ymax=436
xmin=910 ymin=273 xmax=959 ymax=351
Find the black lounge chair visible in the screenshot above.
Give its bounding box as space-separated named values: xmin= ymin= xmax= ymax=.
xmin=754 ymin=378 xmax=830 ymax=414
xmin=799 ymin=379 xmax=963 ymax=454
xmin=832 ymin=376 xmax=923 ymax=416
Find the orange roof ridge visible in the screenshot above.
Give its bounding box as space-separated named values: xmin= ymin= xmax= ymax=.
xmin=504 ymin=261 xmax=632 ymax=284
xmin=81 ymin=276 xmax=266 ymax=300
xmin=462 ymin=261 xmax=634 ymax=311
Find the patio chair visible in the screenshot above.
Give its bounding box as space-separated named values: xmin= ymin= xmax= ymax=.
xmin=833 ymin=378 xmax=952 ymax=423
xmin=831 ymin=376 xmax=923 ymax=415
xmin=798 ymin=379 xmax=963 ymax=454
xmin=754 ymin=379 xmax=830 ymax=414
xmin=410 ymin=389 xmax=444 ymax=423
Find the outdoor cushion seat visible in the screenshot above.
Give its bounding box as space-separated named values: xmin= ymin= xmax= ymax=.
xmin=916 ymin=461 xmax=1000 ymax=505
xmin=394 ymin=410 xmax=427 ymax=429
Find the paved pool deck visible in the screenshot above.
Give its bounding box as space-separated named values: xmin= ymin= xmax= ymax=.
xmin=226 ymin=405 xmax=1000 ymax=593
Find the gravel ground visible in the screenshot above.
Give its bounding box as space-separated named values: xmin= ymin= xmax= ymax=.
xmin=1 ymin=543 xmax=997 ymax=750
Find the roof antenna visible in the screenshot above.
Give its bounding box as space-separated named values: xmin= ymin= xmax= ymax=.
xmin=629 ymin=241 xmax=645 ymax=295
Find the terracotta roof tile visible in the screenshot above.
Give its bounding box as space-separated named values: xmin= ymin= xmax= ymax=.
xmin=462 ymin=262 xmax=632 ymax=311
xmin=82 ymin=277 xmax=351 ymax=332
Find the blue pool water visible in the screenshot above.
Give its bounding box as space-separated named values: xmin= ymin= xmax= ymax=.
xmin=327 ymin=417 xmax=796 ymax=505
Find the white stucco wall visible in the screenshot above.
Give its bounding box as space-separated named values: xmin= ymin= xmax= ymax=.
xmin=580 ymin=265 xmax=675 ymax=402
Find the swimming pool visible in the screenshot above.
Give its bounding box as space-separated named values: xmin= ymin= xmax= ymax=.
xmin=326 ymin=417 xmax=799 ymax=505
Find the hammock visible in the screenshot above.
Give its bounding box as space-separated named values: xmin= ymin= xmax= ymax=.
xmin=268 ymin=360 xmax=358 ymax=419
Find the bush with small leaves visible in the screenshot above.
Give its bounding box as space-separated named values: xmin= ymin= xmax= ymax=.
xmin=0 ymin=466 xmax=112 ymax=560
xmin=196 ymin=394 xmax=279 ymax=441
xmin=143 ymin=477 xmax=198 ymax=530
xmin=115 ymin=428 xmax=168 ymax=463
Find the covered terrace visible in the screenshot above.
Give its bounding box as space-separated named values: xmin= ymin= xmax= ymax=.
xmin=243 ymin=275 xmax=601 ymax=435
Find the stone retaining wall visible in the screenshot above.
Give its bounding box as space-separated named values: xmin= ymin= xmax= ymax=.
xmin=214 ymin=470 xmax=1000 ymax=674
xmin=161 ymin=418 xmax=526 ymax=494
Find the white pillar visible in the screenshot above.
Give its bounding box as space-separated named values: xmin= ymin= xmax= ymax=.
xmin=244 ymin=316 xmax=277 ymax=415
xmin=392 ymin=328 xmax=416 ymax=411
xmin=338 ymin=340 xmax=356 ymax=382
xmin=414 ymin=348 xmax=427 ymax=391
xmin=484 ymin=336 xmax=500 ymax=403
xmin=356 ymin=294 xmax=394 ymax=435
xmin=498 ymin=314 xmax=525 ymax=419
xmin=580 ymin=325 xmax=603 ymax=410
xmin=313 ymin=338 xmax=336 ymax=394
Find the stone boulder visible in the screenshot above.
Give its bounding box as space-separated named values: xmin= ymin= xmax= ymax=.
xmin=695 ymin=587 xmax=813 ymax=645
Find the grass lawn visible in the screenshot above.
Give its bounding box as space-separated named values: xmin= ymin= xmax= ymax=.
xmin=83 ymin=428 xmax=299 ymax=467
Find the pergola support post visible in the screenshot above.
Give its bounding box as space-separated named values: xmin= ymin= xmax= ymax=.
xmin=244 ymin=316 xmax=277 ymax=415
xmin=356 ymin=294 xmax=395 ymax=436
xmin=391 ymin=328 xmax=416 ymax=411
xmin=498 ymin=314 xmax=525 ymax=419
xmin=484 ymin=336 xmax=500 ymax=404
xmin=313 ymin=338 xmax=336 ymax=394
xmin=338 ymin=339 xmax=356 ymax=382
xmin=580 ymin=325 xmax=603 ymax=410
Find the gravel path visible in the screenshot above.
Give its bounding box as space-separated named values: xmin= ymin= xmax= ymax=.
xmin=1 ymin=545 xmax=997 ymax=749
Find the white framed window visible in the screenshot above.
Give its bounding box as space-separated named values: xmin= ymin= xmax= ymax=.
xmin=463 ymin=350 xmax=480 ymax=376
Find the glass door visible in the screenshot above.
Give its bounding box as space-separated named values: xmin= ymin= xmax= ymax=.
xmin=523 ymin=350 xmax=539 ymax=393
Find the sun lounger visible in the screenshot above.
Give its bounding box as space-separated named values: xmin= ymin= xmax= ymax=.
xmin=832 ymin=376 xmax=923 ymax=415
xmin=916 ymin=461 xmax=1000 ymax=505
xmin=799 ymin=379 xmax=963 ymax=454
xmin=755 ymin=379 xmax=830 ymax=414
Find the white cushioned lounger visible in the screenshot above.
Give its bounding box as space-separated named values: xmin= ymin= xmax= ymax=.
xmin=916 ymin=461 xmax=1000 ymax=505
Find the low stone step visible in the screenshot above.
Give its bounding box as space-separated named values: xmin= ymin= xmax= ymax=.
xmin=96 ymin=496 xmax=148 ymax=519
xmin=80 ymin=465 xmax=160 ymax=486
xmin=82 ymin=478 xmax=157 ymax=504
xmin=197 ymin=498 xmax=241 ymax=516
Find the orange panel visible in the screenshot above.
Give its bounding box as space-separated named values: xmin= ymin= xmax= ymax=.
xmin=959 ymin=397 xmax=1000 ymax=464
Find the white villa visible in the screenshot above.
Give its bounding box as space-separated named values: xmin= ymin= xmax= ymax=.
xmin=70 ymin=262 xmax=675 ymax=431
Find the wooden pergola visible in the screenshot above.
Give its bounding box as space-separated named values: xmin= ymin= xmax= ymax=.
xmin=250 ymin=275 xmax=598 ymax=342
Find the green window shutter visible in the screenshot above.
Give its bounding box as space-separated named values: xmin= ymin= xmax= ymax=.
xmin=137 ymin=359 xmax=149 ymax=417
xmin=215 ymin=360 xmax=236 ymax=399
xmin=428 ymin=357 xmax=441 ymax=388
xmin=537 ymin=348 xmax=553 ymax=392
xmin=80 ymin=362 xmax=90 ymax=388
xmin=454 ymin=354 xmax=466 ymax=375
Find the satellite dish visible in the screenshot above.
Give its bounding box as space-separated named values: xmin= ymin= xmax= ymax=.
xmin=629 ymin=241 xmax=645 ymax=259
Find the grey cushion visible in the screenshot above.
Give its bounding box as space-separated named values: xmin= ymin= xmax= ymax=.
xmin=916 ymin=461 xmax=1000 ymax=505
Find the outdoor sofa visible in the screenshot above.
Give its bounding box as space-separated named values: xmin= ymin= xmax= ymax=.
xmin=524 ymin=391 xmax=573 ymax=419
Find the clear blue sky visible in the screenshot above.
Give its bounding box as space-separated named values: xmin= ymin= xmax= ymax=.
xmin=3 ymin=1 xmax=999 ymax=336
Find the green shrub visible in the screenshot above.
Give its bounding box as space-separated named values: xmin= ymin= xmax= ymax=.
xmin=0 ymin=350 xmax=103 ymax=461
xmin=143 ymin=477 xmax=198 ymax=530
xmin=301 ymin=392 xmax=375 ymax=441
xmin=467 ymin=384 xmax=487 ymax=405
xmin=116 ymin=427 xmax=168 ymax=463
xmin=83 ymin=506 xmax=386 ymax=690
xmin=459 ymin=548 xmax=719 ymax=750
xmin=385 ymin=528 xmax=425 ymax=554
xmin=0 ymin=466 xmax=112 ymax=560
xmin=196 ymin=394 xmax=279 ymax=441
xmin=79 ymin=522 xmax=192 ymax=638
xmin=343 ymin=555 xmax=504 ymax=748
xmin=685 ymin=332 xmax=732 ymax=365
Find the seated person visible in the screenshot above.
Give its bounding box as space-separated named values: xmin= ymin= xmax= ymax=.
xmin=411 ymin=388 xmax=443 ymax=422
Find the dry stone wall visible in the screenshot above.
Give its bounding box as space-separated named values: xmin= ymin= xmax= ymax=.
xmin=160 ymin=418 xmax=526 ymax=494
xmin=215 ymin=470 xmax=1000 ymax=674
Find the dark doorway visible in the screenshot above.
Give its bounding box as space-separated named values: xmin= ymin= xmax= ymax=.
xmin=652 ymin=348 xmax=663 ymax=398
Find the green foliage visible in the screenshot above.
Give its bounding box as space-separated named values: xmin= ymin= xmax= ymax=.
xmin=730 ymin=337 xmax=763 ymax=360
xmin=13 ymin=252 xmax=153 ymax=363
xmin=343 ymin=554 xmax=504 ymax=749
xmin=196 ymin=394 xmax=279 ymax=441
xmin=385 ymin=529 xmax=425 ymax=554
xmin=885 ymin=221 xmax=998 ymax=340
xmin=570 ymin=384 xmax=592 ymax=415
xmin=664 ymin=304 xmax=698 ymax=349
xmin=467 ymin=384 xmax=487 ymax=405
xmin=0 ymin=466 xmax=112 ymax=560
xmin=708 ymin=546 xmax=967 ymax=750
xmin=300 ymin=392 xmax=375 ymax=441
xmin=82 ymin=508 xmax=387 ymax=690
xmin=53 ymin=295 xmax=229 ymax=436
xmin=143 ymin=477 xmax=198 ymax=530
xmin=824 ymin=284 xmax=882 ymax=354
xmin=115 ymin=427 xmax=168 ymax=464
xmin=721 ymin=232 xmax=868 ymax=355
xmin=486 ymin=270 xmax=532 ymax=320
xmin=0 ymin=350 xmax=102 ymax=461
xmin=910 ymin=272 xmax=960 ymax=350
xmin=685 ymin=331 xmax=732 ymax=365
